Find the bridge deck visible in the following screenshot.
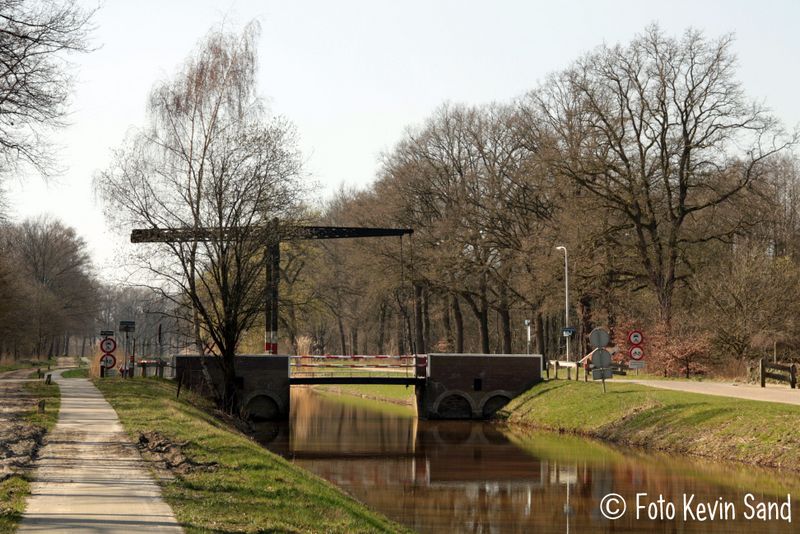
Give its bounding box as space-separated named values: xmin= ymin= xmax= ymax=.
xmin=289 ymin=376 xmax=425 ymax=386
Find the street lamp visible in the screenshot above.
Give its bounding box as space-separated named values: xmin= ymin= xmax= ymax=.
xmin=524 ymin=319 xmax=531 ymax=355
xmin=556 ymin=246 xmax=569 ymax=361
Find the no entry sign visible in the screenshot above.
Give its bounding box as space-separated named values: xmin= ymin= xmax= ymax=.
xmin=628 ymin=330 xmax=644 ymax=345
xmin=100 ymin=337 xmax=116 ymax=353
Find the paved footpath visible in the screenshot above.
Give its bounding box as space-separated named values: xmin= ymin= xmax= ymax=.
xmin=628 ymin=379 xmax=800 ymax=406
xmin=19 ymin=372 xmax=183 ymax=533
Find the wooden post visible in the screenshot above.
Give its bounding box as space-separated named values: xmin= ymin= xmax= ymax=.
xmin=760 ymin=357 xmax=766 ymax=388
xmin=791 ymin=364 xmax=797 ymax=390
xmin=555 ymin=361 xmax=559 ymax=380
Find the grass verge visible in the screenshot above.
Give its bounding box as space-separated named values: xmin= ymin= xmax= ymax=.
xmin=61 ymin=368 xmax=89 ymax=379
xmin=0 ymin=379 xmax=60 ymax=533
xmin=94 ymin=378 xmax=410 ymax=533
xmin=501 ymin=379 xmax=800 ymax=470
xmin=313 ymin=384 xmax=415 ymax=405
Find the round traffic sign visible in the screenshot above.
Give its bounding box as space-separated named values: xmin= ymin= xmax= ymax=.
xmin=628 ymin=330 xmax=644 ymax=346
xmin=629 ymin=346 xmax=644 ymax=360
xmin=100 ymin=354 xmax=116 ymax=368
xmin=592 ymin=348 xmax=612 ymax=368
xmin=100 ymin=337 xmax=116 ymax=353
xmin=589 ymin=328 xmax=610 ymax=349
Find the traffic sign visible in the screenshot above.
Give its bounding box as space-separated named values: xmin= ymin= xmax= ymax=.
xmin=629 ymin=346 xmax=644 ymax=360
xmin=100 ymin=354 xmax=116 ymax=368
xmin=119 ymin=320 xmax=136 ymax=332
xmin=100 ymin=338 xmax=116 ymax=353
xmin=593 ymin=368 xmax=613 ymax=380
xmin=589 ymin=327 xmax=610 ymax=349
xmin=592 ymin=348 xmax=612 ymax=368
xmin=629 ymin=360 xmax=646 ymax=369
xmin=628 ymin=330 xmax=644 ymax=345
xmin=562 ymin=327 xmax=576 ymax=337
xmin=100 ymin=330 xmax=114 ymax=337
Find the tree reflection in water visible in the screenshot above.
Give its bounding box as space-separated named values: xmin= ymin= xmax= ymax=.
xmin=253 ymin=387 xmax=800 ymax=534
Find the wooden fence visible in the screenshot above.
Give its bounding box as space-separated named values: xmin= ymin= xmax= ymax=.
xmin=759 ymin=358 xmax=797 ymax=389
xmin=547 ymin=360 xmax=628 ymax=381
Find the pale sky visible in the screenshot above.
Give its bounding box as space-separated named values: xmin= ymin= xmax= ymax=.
xmin=6 ymin=0 xmax=800 ymax=279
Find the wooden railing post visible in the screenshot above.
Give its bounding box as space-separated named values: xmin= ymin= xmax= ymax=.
xmin=791 ymin=364 xmax=797 ymax=390
xmin=760 ymin=357 xmax=766 ymax=388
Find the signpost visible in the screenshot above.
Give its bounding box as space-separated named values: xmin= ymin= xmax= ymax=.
xmin=99 ymin=334 xmax=117 ymax=378
xmin=118 ymin=321 xmax=135 ymax=378
xmin=628 ymin=330 xmax=645 ymax=372
xmin=588 ymin=327 xmax=613 ymax=392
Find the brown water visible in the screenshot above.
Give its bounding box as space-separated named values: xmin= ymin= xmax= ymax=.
xmin=255 ymin=388 xmax=800 ymax=533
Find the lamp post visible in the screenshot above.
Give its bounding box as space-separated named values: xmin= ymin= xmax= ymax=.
xmin=524 ymin=319 xmax=531 ymax=355
xmin=556 ymin=246 xmax=569 ymax=361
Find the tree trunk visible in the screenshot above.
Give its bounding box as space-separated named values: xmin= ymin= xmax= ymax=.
xmin=413 ymin=283 xmax=425 ymax=354
xmin=377 ymin=301 xmax=387 ymax=354
xmin=498 ymin=288 xmax=512 ymax=354
xmin=337 ymin=315 xmax=347 ymax=355
xmin=442 ymin=295 xmax=452 ymax=352
xmin=422 ymin=287 xmax=431 ymax=353
xmin=452 ymin=294 xmax=464 ymax=353
xmin=535 ymin=311 xmax=545 ymax=362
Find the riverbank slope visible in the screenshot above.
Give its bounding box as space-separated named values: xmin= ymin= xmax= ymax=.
xmin=500 ymin=380 xmax=800 ymax=470
xmin=94 ymin=378 xmax=410 ymax=533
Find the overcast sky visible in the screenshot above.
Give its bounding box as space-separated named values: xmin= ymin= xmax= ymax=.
xmin=6 ymin=0 xmax=800 ymax=278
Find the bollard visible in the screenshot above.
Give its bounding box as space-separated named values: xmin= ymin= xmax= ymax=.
xmin=37 ymin=400 xmax=45 ymax=413
xmin=760 ymin=357 xmax=766 ymax=388
xmin=791 ymin=364 xmax=797 ymax=390
xmin=45 ymin=374 xmax=52 ymax=385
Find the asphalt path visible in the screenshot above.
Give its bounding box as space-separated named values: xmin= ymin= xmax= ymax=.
xmin=628 ymin=379 xmax=800 ymax=406
xmin=18 ymin=372 xmax=183 ymax=533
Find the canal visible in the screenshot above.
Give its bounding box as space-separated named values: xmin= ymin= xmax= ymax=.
xmin=255 ymin=387 xmax=800 ymax=533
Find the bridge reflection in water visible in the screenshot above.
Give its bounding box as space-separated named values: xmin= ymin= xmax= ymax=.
xmin=255 ymin=387 xmax=800 ymax=534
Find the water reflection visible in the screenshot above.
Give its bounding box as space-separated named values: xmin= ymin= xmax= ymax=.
xmin=255 ymin=387 xmax=800 ymax=533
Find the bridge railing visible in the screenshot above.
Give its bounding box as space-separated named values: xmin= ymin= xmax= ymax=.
xmin=289 ymin=354 xmax=427 ymax=379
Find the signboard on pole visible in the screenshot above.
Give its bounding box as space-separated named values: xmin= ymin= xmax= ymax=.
xmin=119 ymin=320 xmax=136 ymax=333
xmin=589 ymin=328 xmax=610 ymax=349
xmin=629 ymin=360 xmax=646 ymax=369
xmin=100 ymin=330 xmax=114 ymax=337
xmin=562 ymin=327 xmax=576 ymax=337
xmin=100 ymin=354 xmax=116 ymax=368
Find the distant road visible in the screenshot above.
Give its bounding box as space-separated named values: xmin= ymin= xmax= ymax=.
xmin=628 ymin=379 xmax=800 ymax=407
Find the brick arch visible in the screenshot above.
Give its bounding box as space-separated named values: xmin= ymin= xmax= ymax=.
xmin=432 ymin=390 xmax=476 ymax=419
xmin=478 ymin=390 xmax=514 ymax=418
xmin=242 ymin=390 xmax=285 ymax=421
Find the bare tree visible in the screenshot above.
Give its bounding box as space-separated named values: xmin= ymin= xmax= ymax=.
xmin=0 ymin=0 xmax=94 ymax=176
xmin=96 ymin=22 xmax=303 ymax=412
xmin=523 ymin=25 xmax=795 ymax=328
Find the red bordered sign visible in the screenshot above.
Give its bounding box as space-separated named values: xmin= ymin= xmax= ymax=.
xmin=628 ymin=330 xmax=644 ymax=346
xmin=100 ymin=337 xmax=116 ymax=353
xmin=100 ymin=354 xmax=116 ymax=368
xmin=629 ymin=346 xmax=644 ymax=360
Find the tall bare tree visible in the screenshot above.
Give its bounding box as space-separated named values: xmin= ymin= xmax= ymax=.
xmin=96 ymin=22 xmax=303 ymax=412
xmin=0 ymin=0 xmax=94 ymax=176
xmin=522 ymin=25 xmax=795 ymax=328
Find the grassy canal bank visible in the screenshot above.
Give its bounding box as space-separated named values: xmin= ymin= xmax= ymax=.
xmin=94 ymin=378 xmax=410 ymax=534
xmin=500 ymin=380 xmax=800 ymax=471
